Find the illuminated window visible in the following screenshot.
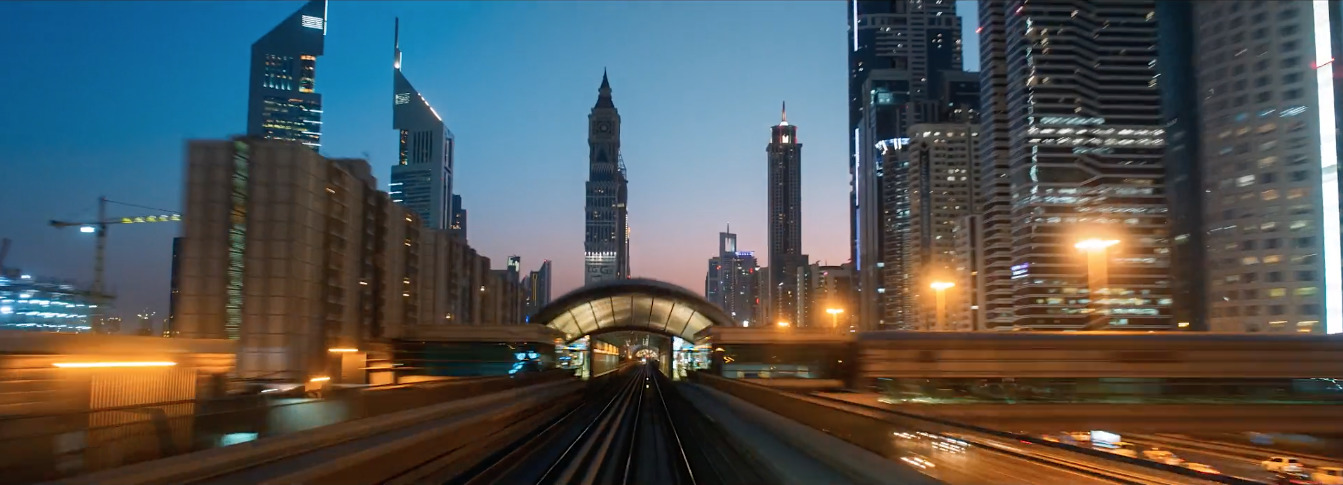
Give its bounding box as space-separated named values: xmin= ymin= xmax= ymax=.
xmin=1262 ymin=189 xmax=1280 ymax=201
xmin=1294 ymin=287 xmax=1318 ymax=297
xmin=1269 ymin=288 xmax=1287 ymax=298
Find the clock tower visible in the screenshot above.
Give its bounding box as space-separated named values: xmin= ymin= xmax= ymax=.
xmin=584 ymin=70 xmax=630 ymax=285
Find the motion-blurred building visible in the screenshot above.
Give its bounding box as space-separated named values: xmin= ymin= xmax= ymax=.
xmin=1184 ymin=1 xmax=1343 ymax=335
xmin=0 ymin=274 xmax=100 ymax=333
xmin=176 ymin=137 xmax=513 ymax=383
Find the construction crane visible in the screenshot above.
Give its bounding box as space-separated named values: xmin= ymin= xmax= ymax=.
xmin=49 ymin=196 xmax=182 ymax=333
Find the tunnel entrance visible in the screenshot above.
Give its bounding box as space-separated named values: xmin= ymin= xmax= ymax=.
xmin=532 ymin=279 xmax=737 ymax=378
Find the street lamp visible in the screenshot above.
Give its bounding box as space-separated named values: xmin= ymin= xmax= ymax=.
xmin=929 ymin=281 xmax=955 ymax=331
xmin=826 ymin=308 xmax=845 ymax=332
xmin=1075 ymin=238 xmax=1120 ymax=329
xmin=776 ymin=321 xmax=790 ymax=328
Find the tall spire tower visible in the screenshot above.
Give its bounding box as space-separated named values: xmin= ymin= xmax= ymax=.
xmin=390 ymin=18 xmax=455 ymax=231
xmin=767 ymin=101 xmax=805 ymax=326
xmin=584 ymin=70 xmax=630 ymax=284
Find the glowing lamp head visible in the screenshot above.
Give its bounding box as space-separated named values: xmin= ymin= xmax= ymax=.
xmin=1075 ymin=239 xmax=1120 ymax=251
xmin=826 ymin=308 xmax=845 ymax=315
xmin=776 ymin=321 xmax=790 ymax=327
xmin=930 ymin=281 xmax=956 ymax=291
xmin=79 ymin=226 xmax=96 ymax=233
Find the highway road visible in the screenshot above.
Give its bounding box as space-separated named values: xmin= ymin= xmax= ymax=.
xmin=893 ymin=433 xmax=1126 ymax=485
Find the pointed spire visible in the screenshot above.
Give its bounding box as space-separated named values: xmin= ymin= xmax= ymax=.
xmin=393 ymin=18 xmax=402 ymax=70
xmin=782 ymin=101 xmax=787 ymax=123
xmin=594 ymin=69 xmax=615 ymax=109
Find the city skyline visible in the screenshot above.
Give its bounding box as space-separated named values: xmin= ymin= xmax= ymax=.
xmin=0 ymin=1 xmax=978 ymax=323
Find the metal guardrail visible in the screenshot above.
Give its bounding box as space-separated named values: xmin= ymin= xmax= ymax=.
xmin=3 ymin=370 xmax=571 ymax=484
xmin=694 ymin=373 xmax=1262 ymax=485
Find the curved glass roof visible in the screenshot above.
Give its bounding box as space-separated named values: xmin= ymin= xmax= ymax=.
xmin=536 ymin=279 xmax=735 ymax=342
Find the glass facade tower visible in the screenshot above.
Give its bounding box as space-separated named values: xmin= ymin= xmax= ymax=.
xmin=246 ymin=0 xmax=326 ymax=151
xmin=390 ymin=19 xmax=454 ymax=231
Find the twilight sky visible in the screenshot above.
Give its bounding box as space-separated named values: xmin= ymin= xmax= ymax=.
xmin=0 ymin=1 xmax=978 ymax=323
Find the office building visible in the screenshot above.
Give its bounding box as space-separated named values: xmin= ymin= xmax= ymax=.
xmin=974 ymin=0 xmax=1016 ymax=329
xmin=524 ymin=260 xmax=552 ymax=319
xmin=952 ymin=214 xmax=981 ymax=330
xmin=767 ymin=104 xmax=804 ymax=325
xmin=584 ymin=71 xmax=631 ymax=284
xmin=450 ymin=194 xmax=467 ymax=240
xmin=391 ymin=19 xmax=454 ymax=231
xmin=1156 ymin=0 xmax=1206 ymax=330
xmin=704 ymin=227 xmax=761 ymax=327
xmin=903 ymin=124 xmax=977 ymax=331
xmin=806 ymin=263 xmax=855 ymax=331
xmin=178 ymin=138 xmax=415 ymax=379
xmin=1192 ymin=1 xmax=1343 ymax=334
xmin=848 ymin=0 xmax=965 ymax=331
xmin=980 ymin=0 xmax=1172 ymax=330
xmin=246 ymin=0 xmax=326 ymax=151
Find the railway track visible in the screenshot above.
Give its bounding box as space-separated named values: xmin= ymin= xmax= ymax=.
xmin=451 ymin=362 xmax=775 ymax=485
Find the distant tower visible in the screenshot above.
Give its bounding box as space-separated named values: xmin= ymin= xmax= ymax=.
xmin=390 ymin=18 xmax=454 ymax=230
xmin=584 ymin=70 xmax=630 ymax=284
xmin=767 ymin=102 xmax=805 ymax=325
xmin=246 ymin=0 xmax=327 ymax=150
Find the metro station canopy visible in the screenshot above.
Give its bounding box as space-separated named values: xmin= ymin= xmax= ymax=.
xmin=535 ymin=279 xmax=737 ymax=342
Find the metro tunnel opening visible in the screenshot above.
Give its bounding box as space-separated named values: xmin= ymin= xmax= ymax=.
xmin=446 ymin=279 xmax=780 ymax=484
xmin=533 ymin=278 xmax=736 ymax=380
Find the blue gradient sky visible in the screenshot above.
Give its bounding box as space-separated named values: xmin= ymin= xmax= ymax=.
xmin=0 ymin=1 xmax=978 ymax=321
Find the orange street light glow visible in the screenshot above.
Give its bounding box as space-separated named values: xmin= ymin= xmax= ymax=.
xmin=826 ymin=308 xmax=845 ymax=315
xmin=777 ymin=321 xmax=790 ymax=327
xmin=930 ymin=281 xmax=956 ymax=291
xmin=309 ymin=376 xmax=331 ymax=383
xmin=328 ymin=348 xmax=359 ymax=353
xmin=53 ymin=361 xmax=177 ymax=368
xmin=1075 ymin=239 xmax=1119 ymax=251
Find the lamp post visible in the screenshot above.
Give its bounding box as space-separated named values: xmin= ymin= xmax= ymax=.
xmin=929 ymin=281 xmax=955 ymax=331
xmin=776 ymin=321 xmax=790 ymax=328
xmin=826 ymin=308 xmax=845 ymax=332
xmin=1075 ymin=238 xmax=1119 ymax=329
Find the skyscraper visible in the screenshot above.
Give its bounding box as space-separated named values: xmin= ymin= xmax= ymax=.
xmin=982 ymin=0 xmax=1173 ymax=330
xmin=767 ymin=103 xmax=805 ymax=326
xmin=584 ymin=71 xmax=630 ymax=285
xmin=704 ymin=226 xmax=761 ymax=327
xmin=391 ymin=19 xmax=455 ymax=231
xmin=1190 ymin=1 xmax=1343 ymax=334
xmin=1155 ymin=0 xmax=1206 ymax=330
xmin=848 ymin=0 xmax=965 ymax=331
xmin=903 ymin=124 xmax=978 ymax=331
xmin=975 ymin=0 xmax=1015 ymax=329
xmin=246 ymin=0 xmax=326 ymax=151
